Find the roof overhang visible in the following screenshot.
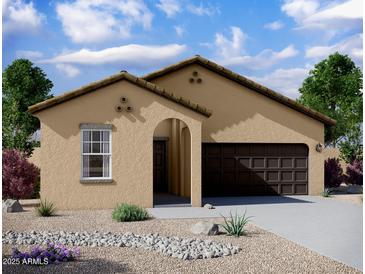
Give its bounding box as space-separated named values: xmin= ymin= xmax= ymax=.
xmin=28 ymin=71 xmax=212 ymax=118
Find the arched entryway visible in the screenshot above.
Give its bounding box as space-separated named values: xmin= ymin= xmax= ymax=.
xmin=153 ymin=118 xmax=191 ymax=207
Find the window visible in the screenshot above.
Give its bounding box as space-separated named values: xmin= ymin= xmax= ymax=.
xmin=81 ymin=129 xmax=111 ymax=179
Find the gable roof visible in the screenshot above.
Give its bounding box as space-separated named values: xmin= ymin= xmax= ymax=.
xmin=28 ymin=71 xmax=212 ymax=117
xmin=143 ymin=55 xmax=336 ymax=126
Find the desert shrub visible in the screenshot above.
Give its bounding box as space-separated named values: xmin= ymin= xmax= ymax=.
xmin=112 ymin=203 xmax=149 ymax=222
xmin=2 ymin=149 xmax=40 ymax=200
xmin=345 ymin=159 xmax=363 ymax=185
xmin=36 ymin=200 xmax=56 ymax=217
xmin=325 ymin=158 xmax=345 ymax=188
xmin=321 ymin=188 xmax=332 ymax=198
xmin=12 ymin=242 xmax=80 ymax=265
xmin=221 ymin=210 xmax=251 ymax=237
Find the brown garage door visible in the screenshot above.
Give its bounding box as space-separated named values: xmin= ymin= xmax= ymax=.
xmin=202 ymin=143 xmax=308 ymax=196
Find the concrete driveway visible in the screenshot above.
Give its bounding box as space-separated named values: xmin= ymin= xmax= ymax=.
xmin=149 ymin=196 xmax=363 ymax=270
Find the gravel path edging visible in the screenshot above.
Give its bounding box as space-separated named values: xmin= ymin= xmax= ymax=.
xmin=2 ymin=230 xmax=241 ymax=261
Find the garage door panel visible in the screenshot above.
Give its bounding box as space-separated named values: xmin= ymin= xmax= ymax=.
xmin=238 ymin=172 xmax=250 ymax=184
xmin=295 ymin=184 xmax=307 ymax=194
xmin=238 ymin=158 xmax=250 ymax=169
xmin=282 ymin=158 xmax=294 ymax=168
xmin=295 ymin=171 xmax=307 ymax=181
xmin=252 ymin=158 xmax=265 ymax=168
xmin=281 ymin=184 xmax=294 ymax=194
xmin=267 ymin=171 xmax=279 ymax=181
xmin=295 ymin=158 xmax=307 ymax=168
xmin=223 ymin=158 xmax=235 ymax=168
xmin=267 ymin=158 xmax=280 ymax=168
xmin=202 ymin=143 xmax=308 ymax=196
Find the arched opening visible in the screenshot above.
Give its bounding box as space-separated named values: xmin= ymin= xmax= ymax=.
xmin=153 ymin=118 xmax=191 ymax=207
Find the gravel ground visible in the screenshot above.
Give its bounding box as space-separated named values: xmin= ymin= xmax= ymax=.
xmin=2 ymin=209 xmax=361 ymax=274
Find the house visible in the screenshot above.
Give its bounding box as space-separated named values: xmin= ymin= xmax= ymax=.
xmin=29 ymin=56 xmax=336 ymax=210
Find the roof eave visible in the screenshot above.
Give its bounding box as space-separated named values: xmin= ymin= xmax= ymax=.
xmin=28 ymin=71 xmax=212 ymax=118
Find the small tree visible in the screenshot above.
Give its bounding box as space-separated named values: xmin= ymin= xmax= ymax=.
xmin=325 ymin=158 xmax=345 ymax=188
xmin=2 ymin=149 xmax=40 ymax=200
xmin=345 ymin=159 xmax=363 ymax=185
xmin=3 ymin=59 xmax=53 ymax=156
xmin=298 ymin=53 xmax=362 ymax=148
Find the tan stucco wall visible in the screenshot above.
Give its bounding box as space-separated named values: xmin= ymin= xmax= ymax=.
xmin=28 ymin=146 xmax=41 ymax=168
xmin=151 ymin=64 xmax=325 ymax=195
xmin=36 ymin=80 xmax=203 ymax=210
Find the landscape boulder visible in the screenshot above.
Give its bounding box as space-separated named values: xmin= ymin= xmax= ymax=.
xmin=203 ymin=203 xmax=215 ymax=209
xmin=2 ymin=199 xmax=23 ymax=213
xmin=190 ymin=221 xmax=219 ymax=236
xmin=347 ymin=184 xmax=363 ymax=194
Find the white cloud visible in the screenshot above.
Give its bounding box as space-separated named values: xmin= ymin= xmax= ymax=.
xmin=214 ymin=27 xmax=298 ymax=69
xmin=187 ymin=3 xmax=219 ymax=16
xmin=156 ymin=0 xmax=181 ymax=17
xmin=56 ymin=0 xmax=153 ymax=44
xmin=16 ymin=50 xmax=43 ymax=59
xmin=249 ymin=67 xmax=310 ymax=99
xmin=281 ymin=0 xmax=319 ymax=22
xmin=174 ymin=26 xmax=184 ymax=37
xmin=56 ymin=64 xmax=81 ymax=78
xmin=282 ymin=0 xmax=362 ymax=35
xmin=3 ymin=0 xmax=45 ymax=34
xmin=215 ymin=26 xmax=246 ymax=59
xmin=40 ymin=44 xmax=186 ymax=69
xmin=264 ymin=20 xmax=285 ymax=30
xmin=306 ymin=34 xmax=363 ymax=64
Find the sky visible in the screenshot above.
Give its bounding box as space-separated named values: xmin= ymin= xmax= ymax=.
xmin=2 ymin=0 xmax=363 ymax=99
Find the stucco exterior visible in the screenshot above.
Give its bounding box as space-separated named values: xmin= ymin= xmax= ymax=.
xmin=150 ymin=64 xmax=325 ymax=195
xmin=35 ymin=80 xmax=204 ymax=209
xmin=30 ymin=57 xmax=334 ymax=210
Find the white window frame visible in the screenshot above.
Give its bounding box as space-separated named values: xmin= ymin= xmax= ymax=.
xmin=81 ymin=128 xmax=112 ymax=180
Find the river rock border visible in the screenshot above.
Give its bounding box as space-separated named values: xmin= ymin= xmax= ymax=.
xmin=3 ymin=231 xmax=241 ymax=260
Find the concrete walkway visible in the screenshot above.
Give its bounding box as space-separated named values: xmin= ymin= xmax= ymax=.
xmin=148 ymin=196 xmax=363 ymax=270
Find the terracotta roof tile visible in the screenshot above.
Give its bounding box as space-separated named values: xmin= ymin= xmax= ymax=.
xmin=28 ymin=72 xmax=212 ymax=117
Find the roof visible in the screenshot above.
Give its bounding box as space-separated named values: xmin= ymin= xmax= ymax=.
xmin=143 ymin=55 xmax=336 ymax=126
xmin=28 ymin=71 xmax=212 ymax=117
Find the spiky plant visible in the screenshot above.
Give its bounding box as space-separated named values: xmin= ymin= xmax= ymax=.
xmin=220 ymin=210 xmax=252 ymax=237
xmin=321 ymin=188 xmax=333 ymax=198
xmin=36 ymin=199 xmax=56 ymax=217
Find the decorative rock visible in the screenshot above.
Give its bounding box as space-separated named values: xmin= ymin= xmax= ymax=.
xmin=2 ymin=230 xmax=240 ymax=260
xmin=347 ymin=184 xmax=363 ymax=194
xmin=203 ymin=203 xmax=215 ymax=209
xmin=190 ymin=221 xmax=219 ymax=236
xmin=2 ymin=199 xmax=23 ymax=213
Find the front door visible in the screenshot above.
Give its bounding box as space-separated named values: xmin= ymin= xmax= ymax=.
xmin=153 ymin=140 xmax=168 ymax=192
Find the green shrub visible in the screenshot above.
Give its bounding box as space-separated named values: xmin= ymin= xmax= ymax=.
xmin=112 ymin=203 xmax=149 ymax=222
xmin=221 ymin=210 xmax=251 ymax=237
xmin=321 ymin=188 xmax=332 ymax=198
xmin=36 ymin=199 xmax=56 ymax=217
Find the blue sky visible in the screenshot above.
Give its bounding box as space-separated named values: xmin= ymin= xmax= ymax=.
xmin=3 ymin=0 xmax=363 ymax=99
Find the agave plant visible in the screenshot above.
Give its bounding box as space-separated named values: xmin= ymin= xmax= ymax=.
xmin=321 ymin=188 xmax=332 ymax=198
xmin=220 ymin=210 xmax=252 ymax=237
xmin=36 ymin=199 xmax=56 ymax=217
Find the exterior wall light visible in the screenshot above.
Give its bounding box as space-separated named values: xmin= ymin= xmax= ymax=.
xmin=315 ymin=143 xmax=324 ymax=152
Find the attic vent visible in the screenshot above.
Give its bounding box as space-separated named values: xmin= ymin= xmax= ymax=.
xmin=115 ymin=96 xmax=133 ymax=113
xmin=189 ymin=71 xmax=202 ymax=84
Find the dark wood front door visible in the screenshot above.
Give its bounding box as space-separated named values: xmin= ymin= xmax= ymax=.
xmin=153 ymin=140 xmax=168 ymax=192
xmin=202 ymin=143 xmax=308 ymax=196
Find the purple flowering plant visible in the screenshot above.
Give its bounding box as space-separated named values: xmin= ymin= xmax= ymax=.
xmin=12 ymin=242 xmax=80 ymax=265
